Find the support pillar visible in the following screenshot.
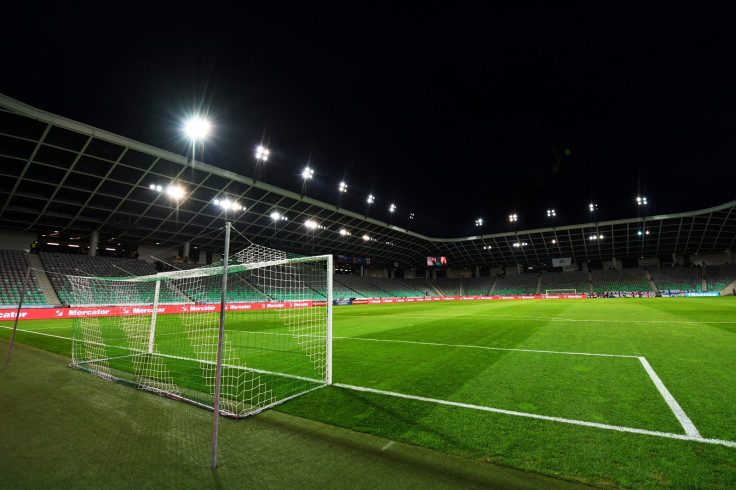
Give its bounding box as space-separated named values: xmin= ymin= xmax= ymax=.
xmin=183 ymin=241 xmax=190 ymax=259
xmin=89 ymin=231 xmax=99 ymax=257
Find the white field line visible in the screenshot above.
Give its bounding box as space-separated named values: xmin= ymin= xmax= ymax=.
xmin=336 ymin=313 xmax=736 ymax=324
xmin=334 ymin=336 xmax=638 ymax=358
xmin=334 ymin=383 xmax=736 ymax=449
xmin=336 ymin=336 xmax=707 ymax=442
xmin=638 ymin=357 xmax=701 ymax=437
xmin=3 ymin=325 xmax=725 ymax=447
xmin=0 ymin=325 xmax=72 ymax=341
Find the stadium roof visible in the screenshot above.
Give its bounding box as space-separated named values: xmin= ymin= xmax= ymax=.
xmin=1 ymin=93 xmax=735 ymax=270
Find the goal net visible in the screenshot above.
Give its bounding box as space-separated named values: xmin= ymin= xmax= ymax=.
xmin=69 ymin=246 xmax=332 ymax=418
xmin=544 ymin=289 xmax=577 ymax=296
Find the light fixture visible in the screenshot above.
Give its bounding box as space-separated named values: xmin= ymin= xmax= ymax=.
xmin=184 ymin=117 xmax=211 ymax=140
xmin=255 ymin=145 xmax=270 ymax=161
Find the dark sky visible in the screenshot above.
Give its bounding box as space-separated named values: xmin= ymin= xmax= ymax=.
xmin=3 ymin=4 xmax=735 ymax=236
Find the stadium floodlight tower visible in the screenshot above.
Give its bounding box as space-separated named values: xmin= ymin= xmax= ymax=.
xmin=365 ymin=194 xmax=375 ymax=217
xmin=184 ymin=116 xmax=211 ymax=163
xmin=254 ymin=145 xmax=270 ymax=181
xmin=337 ymin=181 xmax=348 ymax=207
xmin=301 ymin=166 xmax=314 ymax=197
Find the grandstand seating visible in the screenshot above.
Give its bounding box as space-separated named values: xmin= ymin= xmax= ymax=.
xmin=590 ymin=268 xmax=651 ymax=293
xmin=430 ymin=278 xmax=463 ymax=296
xmin=462 ymin=277 xmax=493 ymax=295
xmin=39 ymin=252 xmax=175 ymax=306
xmin=6 ymin=250 xmax=736 ymax=308
xmin=649 ymin=267 xmax=701 ymax=292
xmin=706 ymin=264 xmax=736 ymax=293
xmin=540 ymin=271 xmax=590 ymax=294
xmin=0 ymin=249 xmax=48 ymax=306
xmin=401 ymin=278 xmax=441 ymax=297
xmin=491 ymin=273 xmax=539 ymax=295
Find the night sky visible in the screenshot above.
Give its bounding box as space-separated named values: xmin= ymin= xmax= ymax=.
xmin=3 ymin=4 xmax=735 ymax=237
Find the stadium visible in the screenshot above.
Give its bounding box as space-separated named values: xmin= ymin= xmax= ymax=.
xmin=2 ymin=91 xmax=736 ymax=488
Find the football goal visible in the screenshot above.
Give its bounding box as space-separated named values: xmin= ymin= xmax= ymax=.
xmin=544 ymin=289 xmax=578 ymax=296
xmin=68 ymin=244 xmax=333 ymax=420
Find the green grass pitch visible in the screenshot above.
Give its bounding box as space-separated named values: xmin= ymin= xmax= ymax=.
xmin=2 ymin=297 xmax=736 ymax=487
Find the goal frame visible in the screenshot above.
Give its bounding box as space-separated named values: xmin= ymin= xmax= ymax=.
xmin=67 ymin=235 xmax=333 ymax=468
xmin=544 ymin=288 xmax=577 ymax=296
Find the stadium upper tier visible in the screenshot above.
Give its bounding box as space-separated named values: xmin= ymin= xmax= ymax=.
xmin=0 ymin=92 xmax=735 ymax=270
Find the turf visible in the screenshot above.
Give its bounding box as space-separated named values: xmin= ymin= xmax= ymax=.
xmin=2 ymin=297 xmax=736 ymax=487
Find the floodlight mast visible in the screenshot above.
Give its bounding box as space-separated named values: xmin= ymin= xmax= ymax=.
xmin=185 ymin=116 xmax=210 ymax=164
xmin=254 ymin=145 xmax=270 ymax=181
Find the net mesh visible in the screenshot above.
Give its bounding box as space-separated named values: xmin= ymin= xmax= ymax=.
xmin=69 ymin=245 xmax=331 ymax=418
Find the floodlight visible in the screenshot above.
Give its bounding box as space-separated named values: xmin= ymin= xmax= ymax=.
xmin=367 ymin=194 xmax=375 ymax=204
xmin=362 ymin=234 xmax=370 ymax=241
xmin=508 ymin=214 xmax=518 ymax=222
xmin=637 ymin=196 xmax=648 ymax=205
xmin=184 ymin=117 xmax=211 ymax=140
xmin=302 ymin=167 xmax=314 ymax=180
xmin=547 ymin=209 xmax=556 ymax=217
xmin=256 ymin=146 xmax=270 ymax=161
xmin=389 ymin=204 xmax=396 ymax=213
xmin=475 ymin=218 xmax=483 ymax=226
xmin=305 ymin=220 xmax=318 ymax=229
xmin=166 ymin=185 xmax=185 ymax=200
xmin=589 ymin=203 xmax=597 ymax=212
xmin=339 ymin=182 xmax=348 ymax=193
xmin=339 ymin=229 xmax=348 ymax=236
xmin=149 ymin=184 xmax=155 ymax=190
xmin=409 ymin=212 xmax=415 ymax=220
xmin=271 ymin=211 xmax=280 ymax=220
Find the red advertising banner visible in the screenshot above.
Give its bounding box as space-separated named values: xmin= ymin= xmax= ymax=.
xmin=1 ymin=300 xmax=327 ymax=321
xmin=1 ymin=295 xmax=587 ymax=321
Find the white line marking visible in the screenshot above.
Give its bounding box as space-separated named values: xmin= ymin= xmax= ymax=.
xmin=381 ymin=441 xmax=395 ymax=451
xmin=0 ymin=325 xmax=72 ymax=341
xmin=334 ymin=336 xmax=638 ymax=358
xmin=2 ymin=325 xmax=723 ymax=447
xmin=638 ymin=357 xmax=701 ymax=437
xmin=334 ymin=383 xmax=736 ymax=448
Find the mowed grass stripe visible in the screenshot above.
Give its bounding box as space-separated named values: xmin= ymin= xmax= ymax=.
xmin=334 ymin=337 xmax=687 ymax=433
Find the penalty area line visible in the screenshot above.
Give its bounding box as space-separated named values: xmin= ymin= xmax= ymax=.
xmin=334 ymin=336 xmax=637 ymax=358
xmin=639 ymin=357 xmax=701 ymax=437
xmin=0 ymin=325 xmax=72 ymax=341
xmin=333 ymin=383 xmax=736 ymax=449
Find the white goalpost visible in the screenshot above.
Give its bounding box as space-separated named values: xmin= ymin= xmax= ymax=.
xmin=544 ymin=289 xmax=577 ymax=296
xmin=67 ymin=233 xmax=332 ymax=466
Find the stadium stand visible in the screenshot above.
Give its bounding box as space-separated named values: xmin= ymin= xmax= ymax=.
xmin=540 ymin=271 xmax=590 ymax=294
xmin=462 ymin=277 xmax=493 ymax=295
xmin=402 ymin=278 xmax=441 ymax=297
xmin=590 ymin=268 xmax=651 ymax=294
xmin=0 ymin=249 xmax=48 ymax=306
xmin=491 ymin=273 xmax=539 ymax=295
xmin=430 ymin=278 xmax=463 ymax=296
xmin=334 ymin=275 xmax=391 ymax=298
xmin=38 ymin=252 xmax=178 ymax=306
xmin=649 ymin=267 xmax=702 ymax=293
xmin=706 ymin=264 xmax=736 ymax=293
